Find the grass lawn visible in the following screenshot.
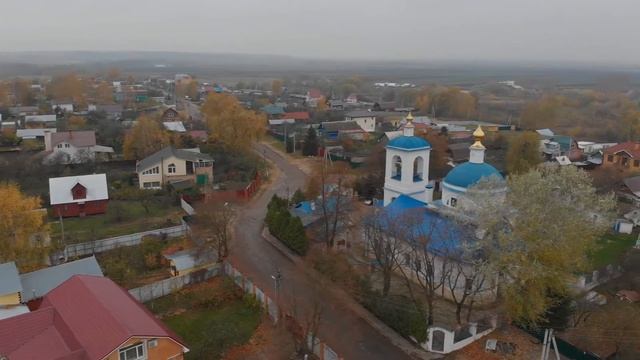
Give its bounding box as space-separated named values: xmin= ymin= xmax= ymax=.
xmin=589 ymin=232 xmax=637 ymax=269
xmin=50 ymin=200 xmax=183 ymax=244
xmin=96 ymin=236 xmax=188 ymax=289
xmin=147 ymin=278 xmax=262 ymax=360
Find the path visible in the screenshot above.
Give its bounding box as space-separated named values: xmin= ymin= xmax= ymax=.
xmin=229 ymin=142 xmax=417 ymax=359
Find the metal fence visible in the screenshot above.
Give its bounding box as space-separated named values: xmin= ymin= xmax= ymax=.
xmin=129 ymin=264 xmax=220 ymax=303
xmin=223 ymin=261 xmax=343 ymax=360
xmin=64 ymin=223 xmax=187 ymax=258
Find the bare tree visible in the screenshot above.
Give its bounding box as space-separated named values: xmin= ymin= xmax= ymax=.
xmin=317 ymin=161 xmax=352 ymax=249
xmin=193 ymin=201 xmax=234 ymax=260
xmin=394 ymin=211 xmax=456 ymax=326
xmin=444 ymin=252 xmax=490 ymax=326
xmin=285 ymin=285 xmax=324 ymax=356
xmin=363 ymin=209 xmax=404 ymax=297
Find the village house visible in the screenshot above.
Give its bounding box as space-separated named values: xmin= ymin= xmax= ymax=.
xmin=51 ymin=101 xmax=74 ymax=113
xmin=136 ymin=146 xmax=214 ymax=190
xmin=24 ymin=114 xmax=57 ymax=128
xmin=305 ymin=89 xmax=324 ymax=107
xmin=16 ymin=128 xmax=57 ymax=141
xmin=89 ymin=104 xmax=123 ymax=120
xmin=344 ymin=110 xmax=377 ymax=132
xmin=49 ymin=174 xmax=109 ymax=217
xmin=281 ymin=111 xmax=311 ymax=123
xmin=43 ymin=130 xmax=114 ymax=164
xmin=0 ymin=275 xmax=189 ymax=360
xmin=541 ymin=135 xmax=583 ymax=161
xmin=161 ymin=107 xmax=180 ymax=122
xmin=163 ymin=121 xmax=187 ymax=133
xmin=320 ymin=121 xmax=367 ymax=141
xmin=602 ymin=142 xmax=640 ymax=170
xmin=164 ymin=248 xmax=216 ymax=276
xmin=9 ymin=106 xmax=39 ymax=117
xmin=0 ymin=257 xmax=103 ymax=320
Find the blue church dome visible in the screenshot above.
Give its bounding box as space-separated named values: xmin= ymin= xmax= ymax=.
xmin=443 ymin=162 xmax=503 ymax=188
xmin=387 ymin=136 xmax=431 ymax=151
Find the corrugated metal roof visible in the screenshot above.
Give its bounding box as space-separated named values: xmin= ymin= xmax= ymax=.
xmin=48 ymin=174 xmax=109 ymax=205
xmin=20 ymin=256 xmax=104 ymax=302
xmin=164 ymin=248 xmax=216 ymax=271
xmin=0 ymin=262 xmax=22 ymax=296
xmin=137 ymin=146 xmax=213 ymax=172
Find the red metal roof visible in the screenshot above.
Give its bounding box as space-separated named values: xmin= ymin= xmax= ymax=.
xmin=0 ymin=275 xmax=186 ymax=360
xmin=188 ymin=130 xmax=208 ymax=140
xmin=604 ymin=141 xmax=640 ymax=158
xmin=282 ymin=112 xmax=310 ymax=121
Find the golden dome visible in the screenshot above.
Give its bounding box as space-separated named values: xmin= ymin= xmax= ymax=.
xmin=473 ymin=125 xmax=485 ymax=139
xmin=406 ymin=112 xmax=414 ymax=123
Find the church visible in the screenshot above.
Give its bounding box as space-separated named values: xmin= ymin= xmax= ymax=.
xmin=383 ymin=113 xmax=505 ymax=209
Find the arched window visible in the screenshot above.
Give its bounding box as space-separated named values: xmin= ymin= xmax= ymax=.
xmin=413 ymin=156 xmax=424 ymax=182
xmin=392 ymin=155 xmax=402 ymax=180
xmin=168 ymin=163 xmax=176 ymax=174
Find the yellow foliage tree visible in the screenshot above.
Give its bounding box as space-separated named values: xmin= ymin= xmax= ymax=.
xmin=0 ymin=183 xmax=48 ymax=270
xmin=95 ymin=82 xmax=114 ymax=104
xmin=0 ymin=82 xmax=8 ymax=106
xmin=67 ymin=115 xmax=87 ymax=130
xmin=123 ymin=116 xmax=170 ymax=160
xmin=202 ymin=93 xmax=266 ymax=153
xmin=271 ymin=79 xmax=284 ymax=97
xmin=520 ymin=96 xmax=562 ymax=130
xmin=415 ymin=88 xmax=431 ymax=113
xmin=315 ymin=96 xmax=328 ymax=112
xmin=48 ymin=73 xmax=87 ymax=105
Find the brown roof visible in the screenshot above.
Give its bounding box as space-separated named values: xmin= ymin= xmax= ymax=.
xmin=50 ymin=131 xmax=96 ymax=148
xmin=604 ymin=142 xmax=640 ymax=158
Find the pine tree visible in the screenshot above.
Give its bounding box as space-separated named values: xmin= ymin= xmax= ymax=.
xmin=302 ymin=126 xmax=319 ymax=156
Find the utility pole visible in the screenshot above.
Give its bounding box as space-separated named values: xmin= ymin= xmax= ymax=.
xmin=271 ymin=269 xmax=282 ymax=302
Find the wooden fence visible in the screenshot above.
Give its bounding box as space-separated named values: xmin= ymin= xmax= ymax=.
xmin=129 ymin=264 xmax=220 ymax=303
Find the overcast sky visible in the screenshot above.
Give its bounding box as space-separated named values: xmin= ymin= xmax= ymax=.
xmin=2 ymin=0 xmax=638 ymax=64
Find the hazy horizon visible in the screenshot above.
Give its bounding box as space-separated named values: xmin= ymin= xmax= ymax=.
xmin=2 ymin=0 xmax=640 ymax=66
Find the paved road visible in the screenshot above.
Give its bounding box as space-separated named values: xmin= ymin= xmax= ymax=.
xmin=229 ymin=143 xmax=413 ymax=360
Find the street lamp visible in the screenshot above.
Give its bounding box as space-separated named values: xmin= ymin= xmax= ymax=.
xmin=271 ymin=269 xmax=282 ymax=300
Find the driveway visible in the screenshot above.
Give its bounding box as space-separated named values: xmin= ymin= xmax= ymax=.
xmin=229 ymin=143 xmax=415 ymax=359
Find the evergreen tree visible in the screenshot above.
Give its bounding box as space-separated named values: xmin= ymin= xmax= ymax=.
xmin=302 ymin=126 xmax=319 ymax=156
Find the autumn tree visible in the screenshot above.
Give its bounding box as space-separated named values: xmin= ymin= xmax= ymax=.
xmin=505 ymin=131 xmax=542 ymax=175
xmin=11 ymin=79 xmax=35 ymax=105
xmin=0 ymin=183 xmax=48 ymax=271
xmin=95 ymin=82 xmax=114 ymax=104
xmin=106 ymin=68 xmax=121 ymax=81
xmin=414 ymin=88 xmax=431 ymax=114
xmin=315 ymin=161 xmax=352 ymax=249
xmin=271 ymin=79 xmax=284 ymax=97
xmin=0 ymin=82 xmax=9 ymax=106
xmin=48 ymin=73 xmax=87 ymax=106
xmin=123 ymin=116 xmax=170 ymax=159
xmin=202 ymin=93 xmax=266 ymax=153
xmin=520 ymin=96 xmax=562 ymax=130
xmin=315 ymin=96 xmax=328 ymax=112
xmin=422 ymin=131 xmax=450 ymax=178
xmin=433 ymin=87 xmax=477 ymax=119
xmin=67 ymin=115 xmax=87 ymax=130
xmin=465 ymin=166 xmax=615 ymax=325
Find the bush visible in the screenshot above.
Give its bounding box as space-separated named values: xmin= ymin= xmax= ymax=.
xmin=266 ymin=195 xmax=308 ymax=255
xmin=359 ymin=280 xmax=427 ymax=343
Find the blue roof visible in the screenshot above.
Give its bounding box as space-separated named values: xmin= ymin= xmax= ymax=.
xmin=262 ymin=104 xmax=285 ymax=115
xmin=443 ymin=162 xmax=503 ymax=189
xmin=377 ymin=195 xmax=471 ymax=254
xmin=387 ymin=136 xmax=431 ymax=151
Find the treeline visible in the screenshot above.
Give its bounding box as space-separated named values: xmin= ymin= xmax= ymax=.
xmin=266 ymin=195 xmax=308 ymax=255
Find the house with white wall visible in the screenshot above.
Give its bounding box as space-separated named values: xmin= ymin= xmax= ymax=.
xmin=345 ymin=110 xmax=377 ymax=132
xmin=136 ymin=146 xmax=214 ymax=189
xmin=43 ymin=130 xmax=114 ymax=164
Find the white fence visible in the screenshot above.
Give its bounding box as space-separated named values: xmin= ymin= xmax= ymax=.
xmin=224 ymin=261 xmax=343 ymax=359
xmin=129 ymin=264 xmax=220 ymax=303
xmin=224 ymin=261 xmax=280 ymax=323
xmin=181 ymin=198 xmax=196 ymax=216
xmin=424 ymin=318 xmax=496 ymax=354
xmin=64 ymin=223 xmax=188 ymax=258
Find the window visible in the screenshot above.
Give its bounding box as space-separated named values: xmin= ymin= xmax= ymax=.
xmin=168 ymin=163 xmax=176 ymax=174
xmin=607 ymin=155 xmax=614 ymax=162
xmin=148 ymin=339 xmax=158 ymax=348
xmin=64 ymin=143 xmax=70 ymax=148
xmin=119 ymin=342 xmax=145 ymax=360
xmin=142 ymin=166 xmax=159 ymax=175
xmin=465 ymin=278 xmax=474 ymax=291
xmin=450 ymin=197 xmax=457 ymax=207
xmin=143 ymin=181 xmax=161 ymax=189
xmin=57 ymin=144 xmax=63 ymax=148
xmin=634 ymin=160 xmax=640 ymax=167
xmin=391 ymin=155 xmax=402 ymax=180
